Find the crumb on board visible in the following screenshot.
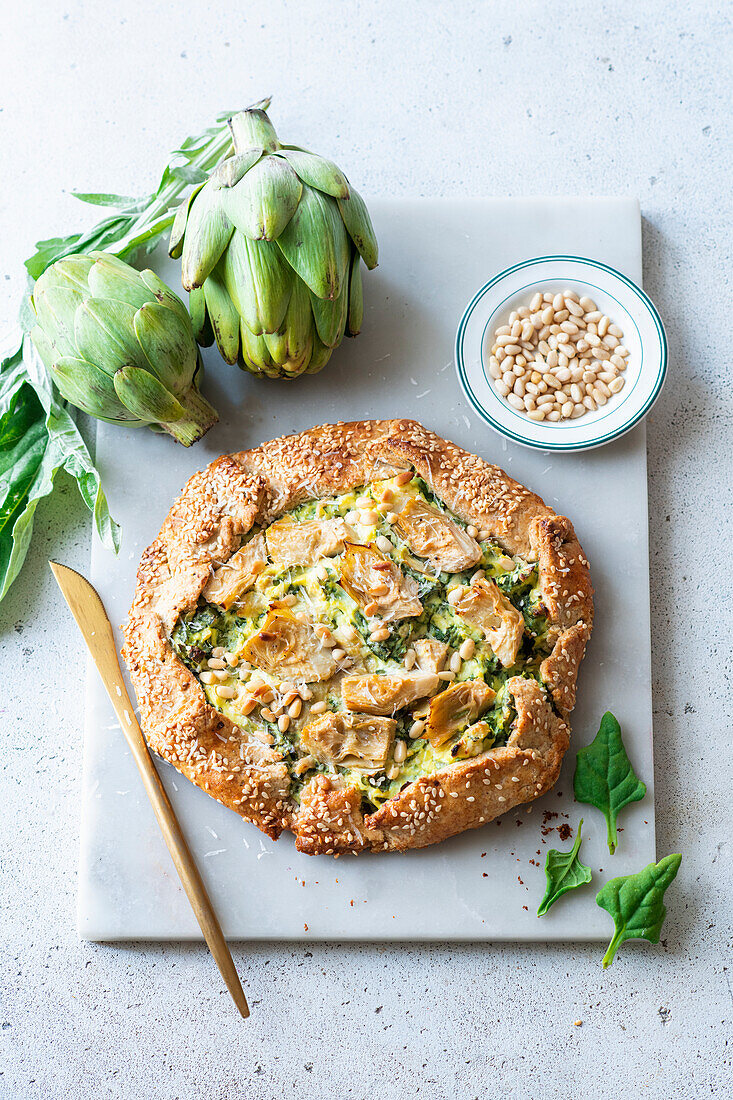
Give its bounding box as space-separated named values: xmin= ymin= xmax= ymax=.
xmin=574 ymin=1020 xmax=583 ymax=1027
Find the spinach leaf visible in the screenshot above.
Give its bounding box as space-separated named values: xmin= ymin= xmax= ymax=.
xmin=537 ymin=818 xmax=593 ymax=916
xmin=596 ymin=853 xmax=682 ymax=968
xmin=573 ymin=712 xmax=646 ymax=854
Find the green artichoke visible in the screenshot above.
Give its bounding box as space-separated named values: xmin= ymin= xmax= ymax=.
xmin=169 ymin=98 xmax=378 ymax=379
xmin=30 ymin=252 xmax=218 ymax=445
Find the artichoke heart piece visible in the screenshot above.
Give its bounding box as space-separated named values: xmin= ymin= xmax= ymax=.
xmin=454 ymin=578 xmax=525 ymax=668
xmin=393 ymin=497 xmax=482 ymax=573
xmin=413 ymin=637 xmax=449 ymax=673
xmin=341 ymin=672 xmax=439 ymax=716
xmin=29 ymin=252 xmax=217 ymax=445
xmin=203 ymin=533 xmax=268 ymax=609
xmin=169 ymin=99 xmax=377 ymax=380
xmin=242 ymin=609 xmax=337 ymax=682
xmin=300 ymin=712 xmax=396 ymax=771
xmin=265 ymin=518 xmax=353 ymax=567
xmin=425 ymin=680 xmax=496 ymax=748
xmin=339 ymin=543 xmax=422 ymax=623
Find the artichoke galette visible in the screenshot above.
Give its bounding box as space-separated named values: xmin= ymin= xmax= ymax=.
xmin=122 ymin=420 xmax=593 ymax=855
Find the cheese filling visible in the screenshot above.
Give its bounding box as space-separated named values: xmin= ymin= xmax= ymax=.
xmin=171 ymin=473 xmax=550 ymax=813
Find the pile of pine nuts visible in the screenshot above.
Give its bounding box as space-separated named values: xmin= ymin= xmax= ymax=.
xmin=489 ymin=290 xmax=629 ymax=422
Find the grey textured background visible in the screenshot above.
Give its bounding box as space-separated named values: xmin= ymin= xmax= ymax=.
xmin=1 ymin=2 xmax=730 ymax=1098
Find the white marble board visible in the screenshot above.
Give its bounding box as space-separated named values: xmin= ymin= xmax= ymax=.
xmin=79 ymin=197 xmax=655 ymax=940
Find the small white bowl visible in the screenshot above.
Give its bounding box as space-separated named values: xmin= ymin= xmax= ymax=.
xmin=454 ymin=255 xmax=667 ymax=452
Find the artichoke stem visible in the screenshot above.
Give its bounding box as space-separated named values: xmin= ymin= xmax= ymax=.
xmin=162 ymin=385 xmax=218 ymax=446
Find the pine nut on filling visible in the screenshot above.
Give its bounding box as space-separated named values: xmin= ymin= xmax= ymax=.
xmin=488 ymin=289 xmax=629 ymax=423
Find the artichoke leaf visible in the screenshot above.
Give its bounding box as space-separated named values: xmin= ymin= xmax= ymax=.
xmin=31 ymin=286 xmax=84 ymax=358
xmin=133 ymin=301 xmax=197 ymax=391
xmin=169 ymin=181 xmax=205 ymax=259
xmin=187 ymin=286 xmax=213 ymax=346
xmin=276 ymin=184 xmax=350 ymax=300
xmin=309 ymin=279 xmax=348 ymax=348
xmin=221 ymin=156 xmax=302 ymax=241
xmin=346 ymin=249 xmax=363 ymax=336
xmin=210 ymin=147 xmax=263 ymax=190
xmin=74 ymin=298 xmax=150 ymax=376
xmin=34 ymin=255 xmax=93 ymax=297
xmin=139 ymin=269 xmax=191 ymax=328
xmin=28 ymin=324 xmax=56 ymax=370
xmin=277 ymin=149 xmax=350 ymax=199
xmin=87 ymin=253 xmax=156 ymax=310
xmin=338 ymin=186 xmax=379 ymax=270
xmin=229 ymin=108 xmax=279 ymax=155
xmin=202 ymin=264 xmax=241 ymax=364
xmin=222 ymin=232 xmax=293 ymax=335
xmin=180 ymin=180 xmax=234 ymax=289
xmin=113 ymin=365 xmax=185 ymax=423
xmin=263 ymin=278 xmax=314 ymax=374
xmin=51 ymin=356 xmax=134 ymax=422
xmin=305 ymin=333 xmax=335 ymax=375
xmin=239 ymin=320 xmax=278 ymax=375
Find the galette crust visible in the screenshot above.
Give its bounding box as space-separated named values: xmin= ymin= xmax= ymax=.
xmin=122 ymin=419 xmax=593 ymax=855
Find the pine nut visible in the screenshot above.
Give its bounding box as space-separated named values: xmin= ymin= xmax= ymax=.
xmin=376 ymin=535 xmax=393 ymax=554
xmin=332 ymin=648 xmax=346 ymax=661
xmin=404 ymin=648 xmax=416 ymax=670
xmin=199 ymin=671 xmax=215 ymax=684
xmin=410 ymin=719 xmax=426 ymax=738
xmin=489 ymin=289 xmax=627 ymax=424
xmin=288 ymin=698 xmax=303 ymax=718
xmin=278 ymin=714 xmax=291 ymax=733
xmin=211 ymin=647 xmax=225 ymax=658
xmin=239 ymin=698 xmax=256 ymax=716
xmin=207 ymin=657 xmax=226 ymax=669
xmin=216 ymin=685 xmax=236 ymax=699
xmin=310 ymin=701 xmax=327 ymax=714
xmin=369 ymin=627 xmax=390 ymax=642
xmin=395 ymin=470 xmax=412 ymax=486
xmin=459 ymin=639 xmax=475 ymax=660
xmin=609 ymin=376 xmax=625 ymax=393
xmin=393 ymin=740 xmax=407 ymax=763
xmin=450 ymin=652 xmax=462 ymax=673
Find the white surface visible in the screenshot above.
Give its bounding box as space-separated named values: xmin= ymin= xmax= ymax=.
xmin=1 ymin=3 xmax=730 ymax=1098
xmin=80 ymin=197 xmax=655 ymax=941
xmin=456 ymin=254 xmax=667 ymax=451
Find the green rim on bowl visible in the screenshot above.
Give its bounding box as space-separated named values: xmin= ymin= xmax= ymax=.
xmin=455 ymin=255 xmax=667 ymax=452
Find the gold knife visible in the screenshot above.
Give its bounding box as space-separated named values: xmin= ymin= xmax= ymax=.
xmin=50 ymin=561 xmax=249 ymax=1019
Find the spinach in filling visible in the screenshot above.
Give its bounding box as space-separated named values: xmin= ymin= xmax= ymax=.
xmin=170 ymin=473 xmax=550 ymax=810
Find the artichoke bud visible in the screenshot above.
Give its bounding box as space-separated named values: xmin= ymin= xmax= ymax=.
xmin=29 ymin=252 xmax=218 ymax=446
xmin=170 ymin=98 xmax=378 ymax=380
